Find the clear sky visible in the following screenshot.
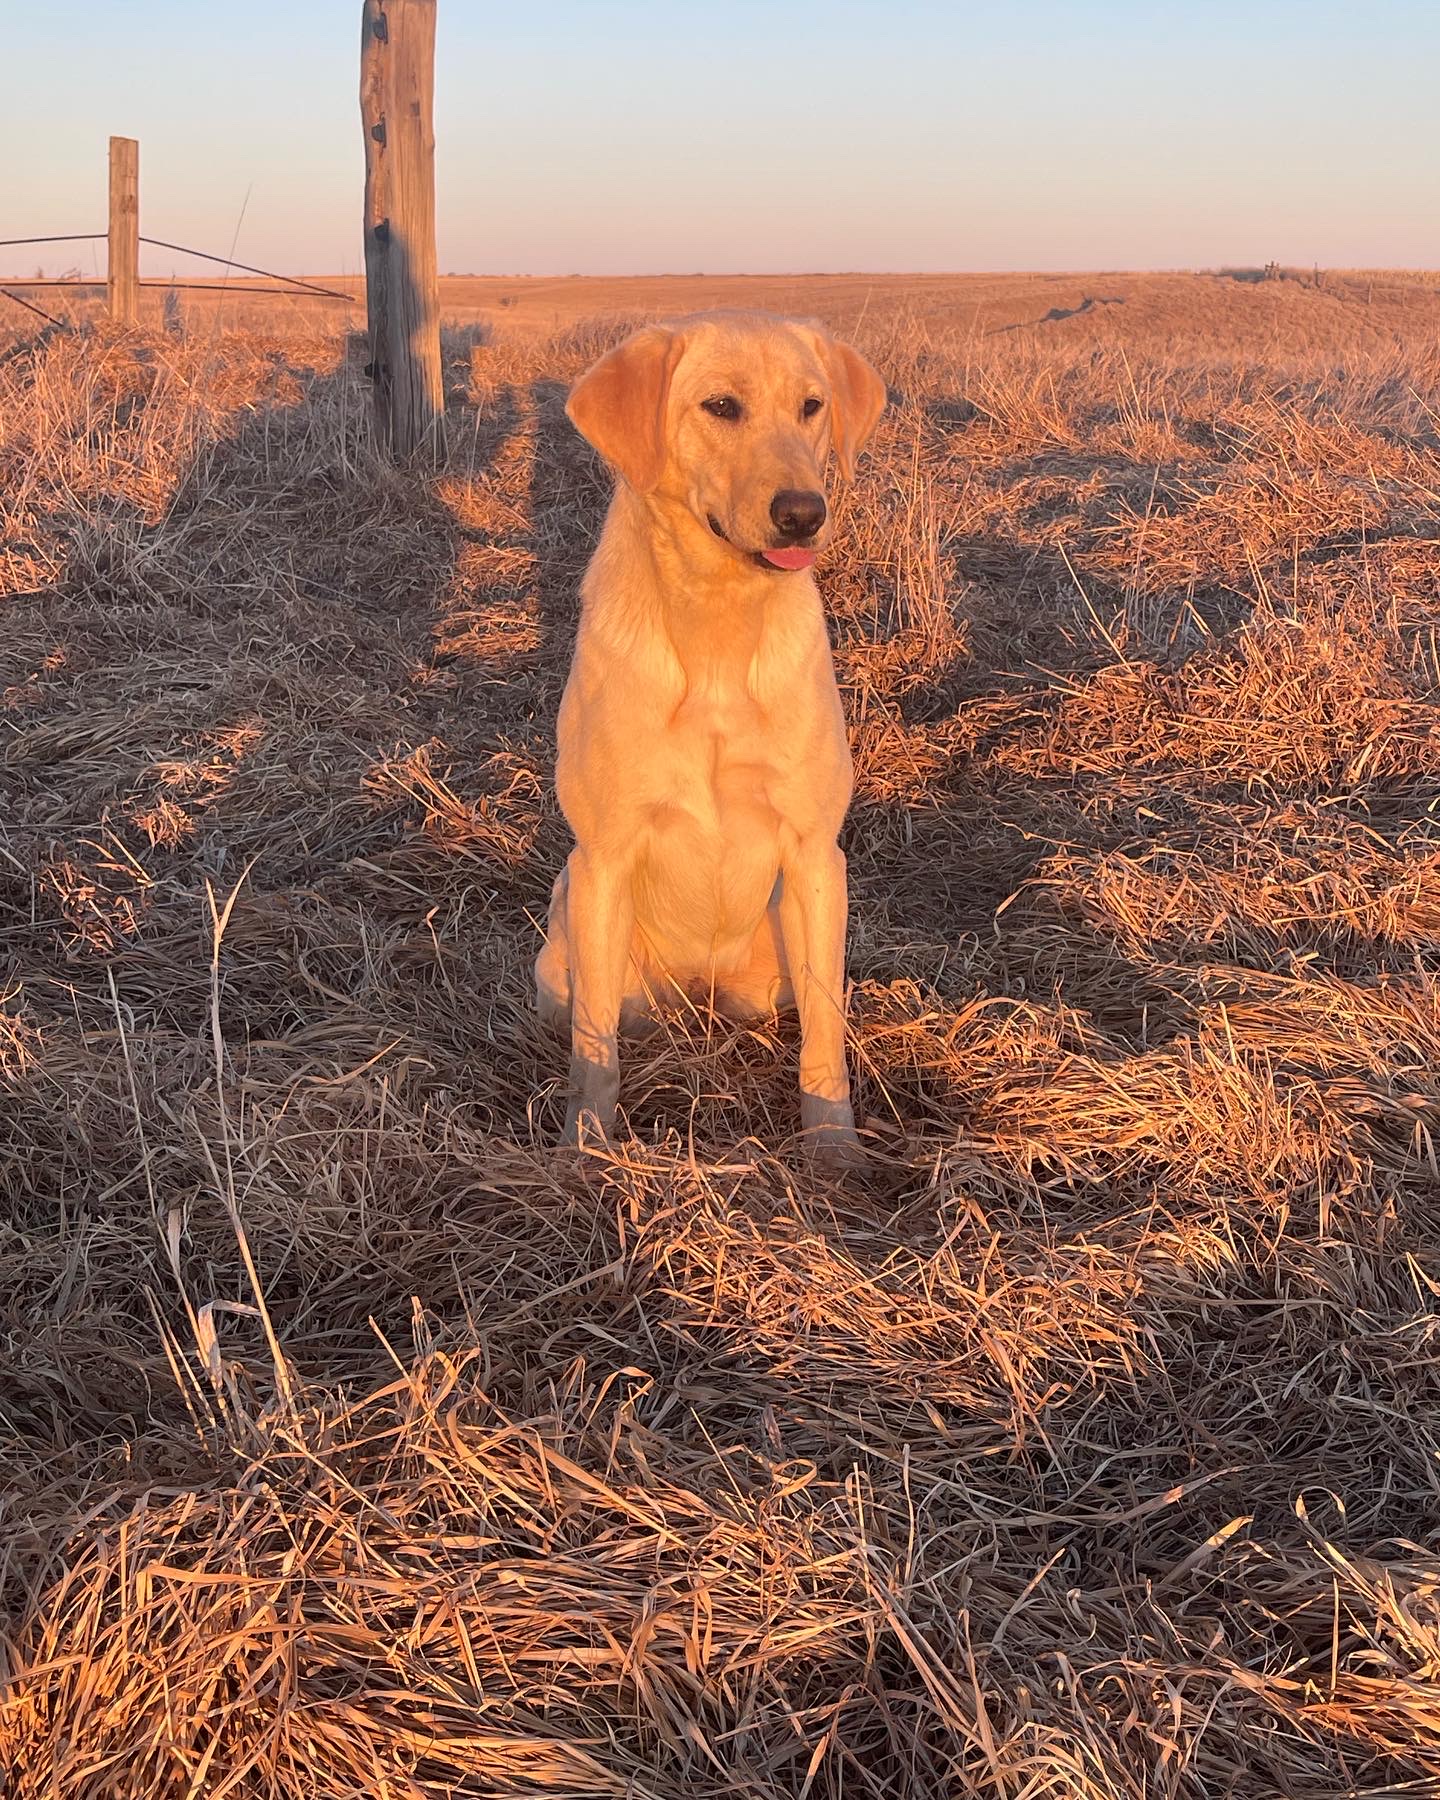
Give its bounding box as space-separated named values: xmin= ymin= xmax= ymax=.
xmin=5 ymin=1 xmax=1435 ymax=278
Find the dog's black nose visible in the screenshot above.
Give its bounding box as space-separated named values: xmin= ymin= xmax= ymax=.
xmin=769 ymin=488 xmax=826 ymax=542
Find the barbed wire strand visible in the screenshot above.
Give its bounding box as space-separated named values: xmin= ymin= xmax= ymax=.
xmin=0 ymin=287 xmax=68 ymax=327
xmin=0 ymin=233 xmax=353 ymax=303
xmin=0 ymin=234 xmax=103 ymax=248
xmin=139 ymin=239 xmax=355 ymax=302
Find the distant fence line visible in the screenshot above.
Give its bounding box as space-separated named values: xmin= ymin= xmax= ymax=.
xmin=1 ymin=229 xmax=355 ymax=322
xmin=10 ymin=6 xmax=444 ymax=467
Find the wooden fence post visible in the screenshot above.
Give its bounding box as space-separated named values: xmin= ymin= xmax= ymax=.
xmin=108 ymin=136 xmax=139 ymax=325
xmin=360 ymin=0 xmax=443 ymax=460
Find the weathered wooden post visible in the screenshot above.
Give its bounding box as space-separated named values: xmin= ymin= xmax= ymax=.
xmin=107 ymin=136 xmax=139 ymax=325
xmin=360 ymin=0 xmax=443 ymax=459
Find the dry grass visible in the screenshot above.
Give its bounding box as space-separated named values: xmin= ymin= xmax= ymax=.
xmin=2 ymin=271 xmax=1440 ymax=1797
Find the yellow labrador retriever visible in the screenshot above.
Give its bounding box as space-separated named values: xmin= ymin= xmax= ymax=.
xmin=536 ymin=311 xmax=886 ymax=1156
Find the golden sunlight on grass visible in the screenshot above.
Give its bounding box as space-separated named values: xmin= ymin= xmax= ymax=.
xmin=2 ymin=270 xmax=1440 ymax=1796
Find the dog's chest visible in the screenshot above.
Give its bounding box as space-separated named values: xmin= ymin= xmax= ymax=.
xmin=661 ymin=659 xmax=835 ymax=837
xmin=673 ymin=674 xmax=768 ymax=753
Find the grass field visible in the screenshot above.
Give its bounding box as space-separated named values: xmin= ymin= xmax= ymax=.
xmin=3 ymin=269 xmax=1440 ymax=1797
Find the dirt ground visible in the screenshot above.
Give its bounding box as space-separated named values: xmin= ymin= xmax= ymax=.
xmin=2 ymin=269 xmax=1440 ymax=1796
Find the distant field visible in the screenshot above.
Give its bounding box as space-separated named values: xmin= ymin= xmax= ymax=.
xmin=8 ymin=263 xmax=1440 ymax=346
xmin=3 ymin=272 xmax=1440 ymax=1796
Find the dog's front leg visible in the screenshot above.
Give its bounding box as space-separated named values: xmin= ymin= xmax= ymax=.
xmin=778 ymin=839 xmax=860 ymax=1160
xmin=560 ymin=847 xmax=634 ymax=1147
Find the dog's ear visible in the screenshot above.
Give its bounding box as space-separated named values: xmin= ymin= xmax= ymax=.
xmin=566 ymin=326 xmax=684 ymax=493
xmin=817 ymin=335 xmax=887 ymax=481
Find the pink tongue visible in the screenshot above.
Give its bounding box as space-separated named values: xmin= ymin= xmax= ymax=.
xmin=761 ymin=547 xmax=817 ymax=570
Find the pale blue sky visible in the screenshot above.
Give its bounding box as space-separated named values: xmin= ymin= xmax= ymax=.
xmin=5 ymin=1 xmax=1435 ymax=276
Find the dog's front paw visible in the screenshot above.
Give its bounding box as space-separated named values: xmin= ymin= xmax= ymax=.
xmin=559 ymin=1098 xmax=615 ymax=1153
xmin=799 ymin=1095 xmax=864 ymax=1168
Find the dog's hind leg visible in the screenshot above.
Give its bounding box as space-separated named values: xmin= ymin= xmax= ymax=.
xmin=534 ymin=868 xmax=573 ymax=1029
xmin=777 ymin=845 xmax=860 ymax=1160
xmin=560 ymin=849 xmax=635 ymax=1144
xmin=714 ymin=883 xmax=795 ymax=1019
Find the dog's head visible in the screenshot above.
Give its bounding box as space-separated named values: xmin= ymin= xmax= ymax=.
xmin=566 ymin=312 xmax=886 ymax=571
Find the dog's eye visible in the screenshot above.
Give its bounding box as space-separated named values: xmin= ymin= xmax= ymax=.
xmin=802 ymin=397 xmax=824 ymax=419
xmin=701 ymin=395 xmax=742 ymax=422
